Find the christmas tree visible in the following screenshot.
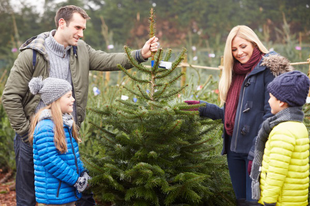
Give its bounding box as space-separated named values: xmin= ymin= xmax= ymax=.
xmin=83 ymin=8 xmax=234 ymax=206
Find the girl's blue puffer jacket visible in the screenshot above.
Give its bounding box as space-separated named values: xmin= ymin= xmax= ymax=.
xmin=199 ymin=51 xmax=282 ymax=158
xmin=33 ymin=118 xmax=84 ymax=204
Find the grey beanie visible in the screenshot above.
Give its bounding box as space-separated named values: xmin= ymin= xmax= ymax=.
xmin=267 ymin=70 xmax=310 ymax=107
xmin=29 ymin=77 xmax=72 ymax=105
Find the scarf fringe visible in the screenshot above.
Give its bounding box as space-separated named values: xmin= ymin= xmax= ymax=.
xmin=251 ymin=179 xmax=261 ymax=200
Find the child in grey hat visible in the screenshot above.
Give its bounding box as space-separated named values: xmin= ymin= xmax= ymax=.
xmin=250 ymin=70 xmax=310 ymax=206
xmin=28 ymin=77 xmax=91 ymax=205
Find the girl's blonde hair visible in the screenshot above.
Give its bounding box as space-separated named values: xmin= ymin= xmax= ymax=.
xmin=219 ymin=25 xmax=269 ymax=105
xmin=29 ymin=99 xmax=80 ymax=154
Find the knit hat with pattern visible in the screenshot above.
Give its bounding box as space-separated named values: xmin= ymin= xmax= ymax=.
xmin=267 ymin=70 xmax=310 ymax=107
xmin=29 ymin=77 xmax=72 ymax=105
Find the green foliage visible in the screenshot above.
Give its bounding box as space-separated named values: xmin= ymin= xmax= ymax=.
xmin=83 ymin=28 xmax=234 ymax=204
xmin=0 ymin=0 xmax=309 ymax=202
xmin=1 ymin=0 xmax=310 ymax=61
xmin=0 ymin=73 xmax=15 ymax=172
xmin=0 ymin=106 xmax=15 ymax=171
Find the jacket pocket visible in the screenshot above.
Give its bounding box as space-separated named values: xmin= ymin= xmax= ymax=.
xmin=56 ymin=180 xmax=61 ymax=197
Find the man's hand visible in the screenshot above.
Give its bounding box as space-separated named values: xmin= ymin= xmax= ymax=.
xmin=141 ymin=36 xmax=159 ymax=59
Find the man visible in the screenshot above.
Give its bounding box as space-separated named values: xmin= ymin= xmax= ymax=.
xmin=2 ymin=5 xmax=158 ymax=206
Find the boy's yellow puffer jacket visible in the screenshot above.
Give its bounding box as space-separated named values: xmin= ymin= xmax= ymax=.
xmin=259 ymin=121 xmax=309 ymax=206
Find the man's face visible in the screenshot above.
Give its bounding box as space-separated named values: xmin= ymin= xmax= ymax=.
xmin=61 ymin=13 xmax=86 ymax=47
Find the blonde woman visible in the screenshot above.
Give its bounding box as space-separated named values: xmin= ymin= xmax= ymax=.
xmin=28 ymin=77 xmax=90 ymax=205
xmin=187 ymin=25 xmax=291 ymax=206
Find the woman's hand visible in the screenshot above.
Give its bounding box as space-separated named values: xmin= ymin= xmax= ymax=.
xmin=184 ymin=100 xmax=201 ymax=111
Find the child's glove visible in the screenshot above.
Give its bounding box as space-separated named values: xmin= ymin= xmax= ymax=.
xmin=74 ymin=176 xmax=88 ymax=193
xmin=264 ymin=202 xmax=276 ymax=206
xmin=81 ymin=171 xmax=92 ymax=190
xmin=81 ymin=171 xmax=92 ymax=181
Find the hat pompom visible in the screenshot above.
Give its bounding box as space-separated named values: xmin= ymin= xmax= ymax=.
xmin=29 ymin=76 xmax=43 ymax=95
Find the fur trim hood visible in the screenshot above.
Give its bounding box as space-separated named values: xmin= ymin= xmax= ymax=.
xmin=260 ymin=54 xmax=293 ymax=77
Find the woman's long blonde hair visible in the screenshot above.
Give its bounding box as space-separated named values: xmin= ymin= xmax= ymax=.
xmin=219 ymin=25 xmax=269 ymax=105
xmin=29 ymin=100 xmax=80 ymax=154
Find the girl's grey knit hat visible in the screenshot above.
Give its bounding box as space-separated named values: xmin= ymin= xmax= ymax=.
xmin=29 ymin=77 xmax=72 ymax=105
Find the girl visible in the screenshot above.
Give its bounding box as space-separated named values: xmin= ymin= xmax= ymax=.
xmin=28 ymin=77 xmax=90 ymax=205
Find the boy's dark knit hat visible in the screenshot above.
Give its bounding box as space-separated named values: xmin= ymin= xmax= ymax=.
xmin=29 ymin=77 xmax=72 ymax=105
xmin=267 ymin=70 xmax=310 ymax=107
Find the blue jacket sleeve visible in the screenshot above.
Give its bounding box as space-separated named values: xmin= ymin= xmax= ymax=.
xmin=198 ymin=100 xmax=224 ymax=121
xmin=34 ymin=125 xmax=80 ymax=186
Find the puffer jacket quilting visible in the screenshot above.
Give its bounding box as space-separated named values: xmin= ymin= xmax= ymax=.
xmin=33 ymin=118 xmax=84 ymax=204
xmin=258 ymin=121 xmax=309 ymax=206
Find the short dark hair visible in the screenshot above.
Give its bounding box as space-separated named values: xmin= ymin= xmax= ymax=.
xmin=55 ymin=5 xmax=90 ymax=28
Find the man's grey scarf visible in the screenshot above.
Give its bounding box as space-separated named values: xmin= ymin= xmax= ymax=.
xmin=250 ymin=106 xmax=304 ymax=200
xmin=39 ymin=109 xmax=74 ymax=128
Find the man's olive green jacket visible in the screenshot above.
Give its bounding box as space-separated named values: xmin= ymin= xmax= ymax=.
xmin=2 ymin=31 xmax=146 ymax=136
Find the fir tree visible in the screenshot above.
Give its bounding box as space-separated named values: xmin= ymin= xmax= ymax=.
xmin=83 ymin=8 xmax=234 ymax=206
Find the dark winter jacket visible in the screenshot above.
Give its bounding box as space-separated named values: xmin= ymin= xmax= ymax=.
xmin=33 ymin=110 xmax=84 ymax=204
xmin=199 ymin=51 xmax=289 ymax=158
xmin=2 ymin=31 xmax=146 ymax=136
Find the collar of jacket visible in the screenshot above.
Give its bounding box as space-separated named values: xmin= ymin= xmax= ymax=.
xmin=19 ymin=30 xmax=78 ymax=62
xmin=38 ymin=109 xmax=74 ymax=128
xmin=246 ymin=51 xmax=278 ymax=77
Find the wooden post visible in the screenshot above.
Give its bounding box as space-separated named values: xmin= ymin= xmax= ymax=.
xmin=299 ymin=32 xmax=302 ymax=59
xmin=105 ymin=72 xmax=110 ymax=87
xmin=219 ymin=56 xmax=223 ymax=78
xmin=100 ymin=16 xmax=109 ymax=48
xmin=181 ymin=54 xmax=187 ymax=88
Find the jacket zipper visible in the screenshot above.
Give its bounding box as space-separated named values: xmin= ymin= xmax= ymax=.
xmin=56 ymin=180 xmax=61 ymax=197
xmin=69 ymin=128 xmax=79 ymax=174
xmin=68 ymin=128 xmax=80 ymax=199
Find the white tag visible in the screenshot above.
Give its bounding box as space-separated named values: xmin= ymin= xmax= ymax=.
xmin=121 ymin=95 xmax=129 ymax=100
xmin=92 ymin=87 xmax=100 ymax=96
xmin=159 ymin=61 xmax=172 ymax=69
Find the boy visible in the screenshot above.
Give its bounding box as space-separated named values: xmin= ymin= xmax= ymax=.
xmin=250 ymin=70 xmax=310 ymax=206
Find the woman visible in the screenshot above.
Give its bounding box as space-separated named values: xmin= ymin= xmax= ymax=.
xmin=188 ymin=25 xmax=291 ymax=205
